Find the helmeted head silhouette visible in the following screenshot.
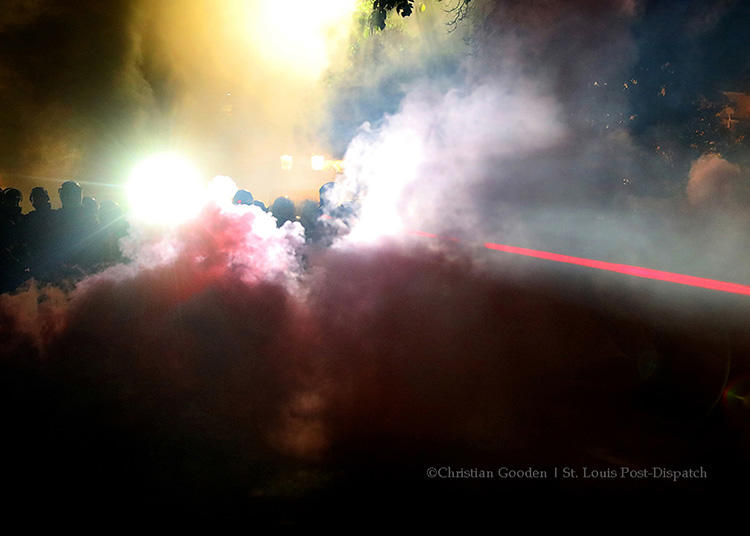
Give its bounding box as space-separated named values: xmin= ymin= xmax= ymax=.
xmin=30 ymin=187 xmax=51 ymax=211
xmin=271 ymin=196 xmax=295 ymax=227
xmin=3 ymin=188 xmax=22 ymax=210
xmin=232 ymin=189 xmax=254 ymax=206
xmin=59 ymin=181 xmax=82 ymax=210
xmin=319 ymin=182 xmax=336 ymax=207
xmin=82 ymin=196 xmax=98 ymax=212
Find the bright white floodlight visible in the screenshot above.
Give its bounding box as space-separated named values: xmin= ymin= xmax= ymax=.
xmin=126 ymin=153 xmax=205 ymax=225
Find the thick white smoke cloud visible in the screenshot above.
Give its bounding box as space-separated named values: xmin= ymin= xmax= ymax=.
xmin=335 ymin=80 xmax=565 ymax=243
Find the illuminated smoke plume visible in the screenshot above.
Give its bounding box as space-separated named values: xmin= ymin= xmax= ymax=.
xmin=2 ymin=201 xmax=747 ymax=515
xmin=686 ymin=153 xmax=744 ymax=207
xmin=334 ymin=81 xmax=565 ymax=243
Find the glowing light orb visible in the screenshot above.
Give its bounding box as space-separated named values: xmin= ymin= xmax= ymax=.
xmin=311 ymin=155 xmax=326 ymax=171
xmin=126 ymin=154 xmax=205 ymax=225
xmin=280 ymin=154 xmax=294 ymax=171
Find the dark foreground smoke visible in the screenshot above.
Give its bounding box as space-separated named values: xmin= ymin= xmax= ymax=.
xmin=1 ymin=205 xmax=748 ymax=518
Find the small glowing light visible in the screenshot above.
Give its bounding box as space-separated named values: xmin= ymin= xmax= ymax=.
xmin=329 ymin=159 xmax=345 ymax=173
xmin=281 ymin=154 xmax=293 ymax=171
xmin=126 ymin=153 xmax=204 ymax=225
xmin=311 ymin=155 xmax=326 ymax=171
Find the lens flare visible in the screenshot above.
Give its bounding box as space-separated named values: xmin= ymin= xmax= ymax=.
xmin=126 ymin=154 xmax=205 ymax=226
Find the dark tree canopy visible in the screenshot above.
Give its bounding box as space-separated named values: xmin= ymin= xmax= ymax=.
xmin=370 ymin=1 xmax=414 ymax=30
xmin=369 ymin=0 xmax=472 ymax=30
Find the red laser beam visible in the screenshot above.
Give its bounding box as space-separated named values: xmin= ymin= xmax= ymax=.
xmin=408 ymin=230 xmax=750 ymax=296
xmin=483 ymin=241 xmax=750 ymax=296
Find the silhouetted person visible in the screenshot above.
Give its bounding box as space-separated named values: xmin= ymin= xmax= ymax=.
xmin=58 ymin=180 xmax=83 ymax=212
xmin=271 ymin=196 xmax=295 ymax=227
xmin=2 ymin=188 xmax=23 ymax=223
xmin=0 ymin=188 xmax=4 ymax=240
xmin=232 ymin=189 xmax=254 ymax=206
xmin=2 ymin=187 xmax=22 ymax=210
xmin=23 ymin=187 xmax=56 ymax=278
xmin=299 ymin=199 xmax=322 ymax=243
xmin=82 ymin=196 xmax=99 ymax=225
xmin=98 ymin=200 xmax=128 ymax=263
xmin=0 ymin=188 xmax=21 ymax=234
xmin=319 ymin=182 xmax=336 ymax=208
xmin=54 ymin=181 xmax=96 ymax=274
xmin=78 ymin=196 xmax=102 ymax=265
xmin=82 ymin=195 xmax=98 ymax=212
xmin=1 ymin=188 xmax=25 ymax=291
xmin=99 ymin=200 xmax=125 ymax=229
xmin=30 ymin=187 xmax=52 ymax=212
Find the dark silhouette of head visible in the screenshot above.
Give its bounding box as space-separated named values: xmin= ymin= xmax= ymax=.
xmin=319 ymin=182 xmax=336 ymax=207
xmin=300 ymin=199 xmax=320 ymax=226
xmin=271 ymin=196 xmax=295 ymax=227
xmin=59 ymin=181 xmax=82 ymax=210
xmin=2 ymin=188 xmax=22 ymax=214
xmin=2 ymin=188 xmax=21 ymax=220
xmin=82 ymin=196 xmax=98 ymax=220
xmin=232 ymin=189 xmax=254 ymax=206
xmin=82 ymin=196 xmax=97 ymax=210
xmin=30 ymin=187 xmax=51 ymax=212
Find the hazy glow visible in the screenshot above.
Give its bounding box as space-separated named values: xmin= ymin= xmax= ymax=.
xmin=255 ymin=0 xmax=356 ymax=77
xmin=126 ymin=154 xmax=205 ymax=225
xmin=280 ymin=154 xmax=294 ymax=171
xmin=328 ymin=159 xmax=345 ymax=173
xmin=346 ymin=130 xmax=423 ymax=243
xmin=311 ymin=155 xmax=326 ymax=171
xmin=207 ymin=175 xmax=239 ymax=208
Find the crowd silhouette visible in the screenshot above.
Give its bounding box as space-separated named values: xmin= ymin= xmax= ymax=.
xmin=0 ymin=180 xmax=353 ymax=293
